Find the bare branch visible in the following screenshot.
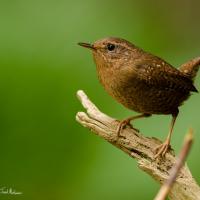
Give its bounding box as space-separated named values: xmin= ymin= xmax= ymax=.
xmin=154 ymin=129 xmax=193 ymax=200
xmin=76 ymin=90 xmax=200 ymax=200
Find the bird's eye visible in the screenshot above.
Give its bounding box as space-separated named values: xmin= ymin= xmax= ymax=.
xmin=107 ymin=43 xmax=115 ymax=51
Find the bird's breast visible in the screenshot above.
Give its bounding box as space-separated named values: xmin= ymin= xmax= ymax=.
xmin=96 ymin=65 xmax=144 ymax=112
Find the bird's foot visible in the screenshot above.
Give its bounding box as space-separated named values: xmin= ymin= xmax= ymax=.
xmin=154 ymin=139 xmax=170 ymax=159
xmin=116 ymin=119 xmax=139 ymax=140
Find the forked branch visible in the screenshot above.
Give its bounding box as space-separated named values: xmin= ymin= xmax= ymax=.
xmin=76 ymin=90 xmax=200 ymax=200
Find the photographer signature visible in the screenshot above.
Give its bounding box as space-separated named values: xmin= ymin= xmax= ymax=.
xmin=0 ymin=187 xmax=22 ymax=195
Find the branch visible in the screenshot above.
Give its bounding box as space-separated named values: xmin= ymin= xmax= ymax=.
xmin=154 ymin=129 xmax=194 ymax=200
xmin=76 ymin=90 xmax=200 ymax=200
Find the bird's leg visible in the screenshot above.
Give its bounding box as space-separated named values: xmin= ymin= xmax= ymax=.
xmin=154 ymin=110 xmax=179 ymax=158
xmin=117 ymin=113 xmax=151 ymax=137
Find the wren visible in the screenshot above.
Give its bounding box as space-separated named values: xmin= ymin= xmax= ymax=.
xmin=78 ymin=37 xmax=200 ymax=158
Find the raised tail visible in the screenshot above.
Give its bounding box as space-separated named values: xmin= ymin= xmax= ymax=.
xmin=179 ymin=56 xmax=200 ymax=80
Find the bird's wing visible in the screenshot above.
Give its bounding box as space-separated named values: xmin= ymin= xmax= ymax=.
xmin=133 ymin=56 xmax=198 ymax=93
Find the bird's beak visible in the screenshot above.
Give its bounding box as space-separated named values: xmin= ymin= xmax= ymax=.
xmin=78 ymin=42 xmax=95 ymax=50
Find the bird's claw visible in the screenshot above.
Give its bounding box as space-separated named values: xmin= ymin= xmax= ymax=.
xmin=116 ymin=119 xmax=139 ymax=139
xmin=154 ymin=140 xmax=170 ymax=159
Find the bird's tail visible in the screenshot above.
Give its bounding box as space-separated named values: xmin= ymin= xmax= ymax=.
xmin=179 ymin=57 xmax=200 ymax=81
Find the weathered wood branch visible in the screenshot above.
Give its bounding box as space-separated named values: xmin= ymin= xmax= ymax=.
xmin=75 ymin=90 xmax=200 ymax=200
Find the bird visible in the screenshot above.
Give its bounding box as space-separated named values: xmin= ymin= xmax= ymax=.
xmin=78 ymin=37 xmax=200 ymax=158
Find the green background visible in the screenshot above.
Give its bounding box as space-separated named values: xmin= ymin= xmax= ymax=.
xmin=0 ymin=0 xmax=200 ymax=199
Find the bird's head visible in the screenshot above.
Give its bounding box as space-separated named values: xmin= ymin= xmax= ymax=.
xmin=78 ymin=37 xmax=138 ymax=68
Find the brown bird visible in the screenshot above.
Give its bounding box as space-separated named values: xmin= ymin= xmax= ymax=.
xmin=78 ymin=37 xmax=200 ymax=158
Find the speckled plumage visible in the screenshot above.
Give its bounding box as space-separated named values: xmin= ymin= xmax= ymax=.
xmin=78 ymin=37 xmax=200 ymax=157
xmin=91 ymin=37 xmax=197 ymax=115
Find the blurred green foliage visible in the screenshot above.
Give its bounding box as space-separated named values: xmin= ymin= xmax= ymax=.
xmin=0 ymin=0 xmax=200 ymax=199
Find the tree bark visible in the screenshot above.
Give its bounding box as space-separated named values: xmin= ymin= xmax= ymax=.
xmin=76 ymin=90 xmax=200 ymax=200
